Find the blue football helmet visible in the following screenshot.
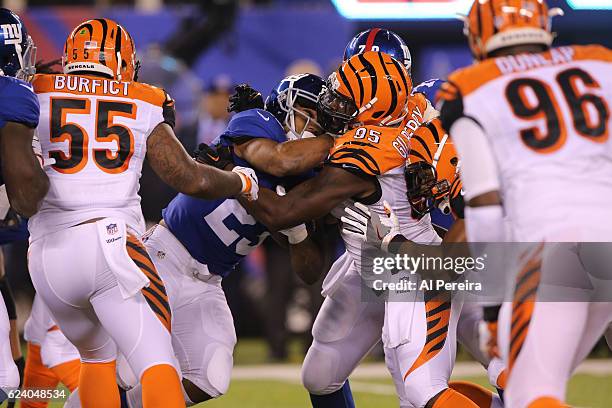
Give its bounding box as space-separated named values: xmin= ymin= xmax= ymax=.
xmin=344 ymin=28 xmax=412 ymax=75
xmin=265 ymin=73 xmax=325 ymax=140
xmin=0 ymin=8 xmax=35 ymax=80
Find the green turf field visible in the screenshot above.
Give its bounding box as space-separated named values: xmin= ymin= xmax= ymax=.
xmin=3 ymin=339 xmax=612 ymax=407
xmin=3 ymin=373 xmax=612 ymax=407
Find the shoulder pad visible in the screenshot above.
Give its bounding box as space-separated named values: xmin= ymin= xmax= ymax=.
xmin=219 ymin=109 xmax=286 ymax=145
xmin=0 ymin=77 xmax=40 ymax=129
xmin=326 ymin=125 xmax=407 ymax=177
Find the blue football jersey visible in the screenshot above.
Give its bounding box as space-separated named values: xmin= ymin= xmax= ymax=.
xmin=412 ymin=78 xmax=444 ymax=104
xmin=0 ymin=75 xmax=39 ymax=197
xmin=0 ymin=76 xmax=39 ymax=130
xmin=163 ymin=109 xmax=288 ymax=277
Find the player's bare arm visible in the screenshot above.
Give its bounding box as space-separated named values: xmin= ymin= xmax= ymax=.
xmin=232 ymin=135 xmax=332 ymax=177
xmin=285 ymin=219 xmax=336 ymax=285
xmin=147 ymin=122 xmax=252 ymax=200
xmin=0 ymin=122 xmax=49 ymax=217
xmin=240 ymin=165 xmax=375 ymax=231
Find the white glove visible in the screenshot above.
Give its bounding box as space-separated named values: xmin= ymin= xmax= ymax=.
xmin=232 ymin=166 xmax=259 ymax=201
xmin=341 ymin=201 xmax=401 ymax=252
xmin=276 ymin=185 xmax=308 ymax=244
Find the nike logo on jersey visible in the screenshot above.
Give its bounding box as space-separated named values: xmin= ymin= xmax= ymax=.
xmin=19 ymin=83 xmax=33 ymax=92
xmin=257 ymin=111 xmax=270 ymax=121
xmin=207 ymin=154 xmax=220 ymax=162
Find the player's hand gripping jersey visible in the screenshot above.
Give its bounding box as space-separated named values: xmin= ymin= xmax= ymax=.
xmin=163 ymin=109 xmax=300 ymax=277
xmin=28 ymin=73 xmax=175 ymax=240
xmin=438 ymin=45 xmax=612 ymax=241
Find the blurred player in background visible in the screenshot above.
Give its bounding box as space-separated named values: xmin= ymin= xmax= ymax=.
xmin=28 ymin=17 xmax=258 ymax=408
xmin=0 ymin=7 xmax=50 ymax=403
xmin=438 ymin=0 xmax=612 ymax=406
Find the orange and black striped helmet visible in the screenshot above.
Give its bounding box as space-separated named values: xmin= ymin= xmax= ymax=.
xmin=318 ymin=51 xmax=412 ymax=134
xmin=63 ymin=18 xmax=139 ymax=81
xmin=462 ymin=0 xmax=563 ymax=60
xmin=406 ymin=119 xmax=462 ymax=219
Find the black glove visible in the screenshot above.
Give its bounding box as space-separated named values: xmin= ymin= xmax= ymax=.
xmin=35 ymin=58 xmax=62 ymax=74
xmin=228 ymin=83 xmax=264 ymax=113
xmin=193 ymin=143 xmax=233 ymax=170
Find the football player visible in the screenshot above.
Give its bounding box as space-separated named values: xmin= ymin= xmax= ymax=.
xmin=297 ymin=29 xmax=480 ymax=408
xmin=63 ymin=73 xmax=334 ymax=408
xmin=0 ymin=8 xmax=50 ymax=402
xmin=342 ymin=125 xmax=505 ymax=408
xmin=437 ymin=0 xmax=611 ymax=407
xmin=28 ymin=18 xmax=258 ymax=408
xmin=348 ymin=29 xmax=509 ymax=402
xmin=238 ymin=52 xmax=480 ymax=408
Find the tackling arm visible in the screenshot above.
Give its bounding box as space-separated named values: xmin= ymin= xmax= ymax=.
xmin=0 ymin=122 xmax=49 ymax=217
xmin=239 ymin=165 xmax=375 ymax=231
xmin=232 ymin=135 xmax=333 ymax=177
xmin=287 ymin=220 xmax=336 ymax=285
xmin=147 ymin=123 xmax=254 ymax=200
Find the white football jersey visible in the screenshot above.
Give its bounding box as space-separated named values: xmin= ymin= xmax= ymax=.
xmin=29 ymin=74 xmax=175 ymax=241
xmin=439 ymin=45 xmax=612 ymax=241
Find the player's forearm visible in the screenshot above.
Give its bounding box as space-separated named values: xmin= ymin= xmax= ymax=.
xmin=190 ymin=164 xmax=244 ymax=199
xmin=238 ymin=188 xmax=296 ymax=231
xmin=289 ymin=235 xmax=325 ymax=285
xmin=272 ymin=136 xmax=332 ymax=176
xmin=147 ymin=123 xmax=243 ymax=199
xmin=0 ymin=125 xmax=49 ymax=217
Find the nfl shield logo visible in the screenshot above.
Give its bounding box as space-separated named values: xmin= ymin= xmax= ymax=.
xmin=106 ymin=223 xmax=118 ymax=235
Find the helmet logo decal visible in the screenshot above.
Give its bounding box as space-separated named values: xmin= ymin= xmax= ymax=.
xmin=1 ymin=23 xmax=22 ymax=45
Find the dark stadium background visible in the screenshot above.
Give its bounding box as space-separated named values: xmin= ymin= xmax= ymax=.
xmin=3 ymin=0 xmax=611 ymax=362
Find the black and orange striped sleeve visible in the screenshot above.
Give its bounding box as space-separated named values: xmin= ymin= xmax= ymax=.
xmin=326 ymin=127 xmax=406 ymax=178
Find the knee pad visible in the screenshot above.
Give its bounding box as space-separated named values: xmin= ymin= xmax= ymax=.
xmin=185 ymin=343 xmax=233 ymax=398
xmin=301 ymin=343 xmax=344 ymax=395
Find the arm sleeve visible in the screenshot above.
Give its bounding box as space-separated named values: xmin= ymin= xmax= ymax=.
xmin=0 ymin=81 xmax=40 ymax=129
xmin=162 ymin=91 xmax=176 ymax=129
xmin=450 ymin=117 xmax=500 ymax=202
